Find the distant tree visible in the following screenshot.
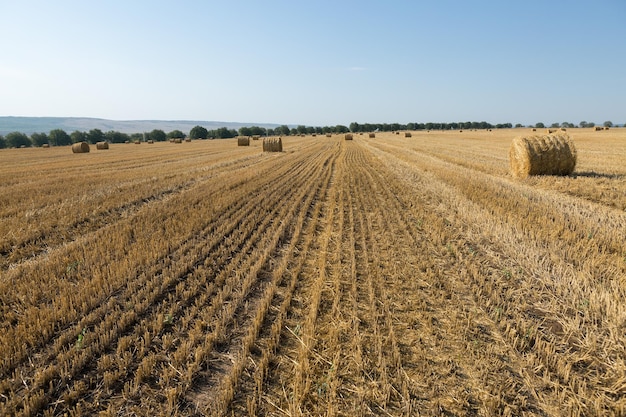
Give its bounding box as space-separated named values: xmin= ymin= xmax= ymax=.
xmin=213 ymin=127 xmax=236 ymax=139
xmin=88 ymin=128 xmax=104 ymax=144
xmin=296 ymin=125 xmax=307 ymax=135
xmin=334 ymin=125 xmax=349 ymax=134
xmin=167 ymin=130 xmax=186 ymax=139
xmin=250 ymin=126 xmax=266 ymax=136
xmin=31 ymin=132 xmax=49 ymax=147
xmin=189 ymin=125 xmax=208 ymax=139
xmin=274 ymin=125 xmax=290 ymax=136
xmin=130 ymin=133 xmax=143 ymax=142
xmin=238 ymin=127 xmax=252 ymax=137
xmin=267 ymin=128 xmax=275 ymax=136
xmin=579 ymin=121 xmax=589 ymax=128
xmin=550 ymin=122 xmax=560 ymax=128
xmin=105 ymin=130 xmax=130 ymax=143
xmin=561 ymin=122 xmax=574 ymax=128
xmin=49 ymin=129 xmax=71 ymax=146
xmin=587 ymin=122 xmax=595 ymax=127
xmin=0 ymin=135 xmax=5 ymax=149
xmin=6 ymin=131 xmax=31 ymax=148
xmin=70 ymin=130 xmax=88 ymax=143
xmin=603 ymin=121 xmax=613 ymax=128
xmin=535 ymin=122 xmax=545 ymax=129
xmin=514 ymin=123 xmax=523 ymax=128
xmin=349 ymin=122 xmax=361 ymax=133
xmin=148 ymin=129 xmax=166 ymax=142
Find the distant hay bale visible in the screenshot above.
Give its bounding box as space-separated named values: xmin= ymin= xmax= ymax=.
xmin=312 ymin=133 xmax=316 ymax=137
xmin=344 ymin=134 xmax=353 ymax=140
xmin=96 ymin=142 xmax=109 ymax=150
xmin=546 ymin=129 xmax=556 ymax=134
xmin=369 ymin=133 xmax=376 ymax=138
xmin=405 ymin=132 xmax=412 ymax=137
xmin=594 ymin=126 xmax=603 ymax=131
xmin=263 ymin=137 xmax=282 ymax=152
xmin=124 ymin=140 xmax=130 ymax=144
xmin=238 ymin=136 xmax=250 ymax=146
xmin=560 ymin=128 xmax=567 ymax=131
xmin=134 ymin=140 xmax=141 ymax=144
xmin=509 ymin=134 xmax=577 ymax=178
xmin=604 ymin=127 xmax=610 ymax=130
xmin=42 ymin=144 xmax=50 ymax=148
xmin=185 ymin=138 xmax=191 ymax=142
xmin=252 ymin=135 xmax=260 ymax=140
xmin=71 ymin=142 xmax=90 ymax=153
xmin=532 ymin=128 xmax=537 ymax=131
xmin=326 ymin=133 xmax=332 ymax=138
xmin=174 ymin=138 xmax=182 ymax=143
xmin=147 ymin=140 xmax=154 ymax=144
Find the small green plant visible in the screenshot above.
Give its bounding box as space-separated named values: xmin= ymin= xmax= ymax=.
xmin=66 ymin=260 xmax=80 ymax=274
xmin=75 ymin=327 xmax=87 ymax=350
xmin=163 ymin=313 xmax=174 ymax=326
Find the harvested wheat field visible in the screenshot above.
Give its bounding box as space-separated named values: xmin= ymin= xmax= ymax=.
xmin=0 ymin=129 xmax=625 ymax=416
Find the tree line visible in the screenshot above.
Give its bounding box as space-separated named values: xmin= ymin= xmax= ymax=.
xmin=0 ymin=120 xmax=618 ymax=148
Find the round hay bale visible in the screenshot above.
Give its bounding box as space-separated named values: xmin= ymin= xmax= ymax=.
xmin=252 ymin=135 xmax=260 ymax=140
xmin=96 ymin=141 xmax=109 ymax=150
xmin=326 ymin=133 xmax=332 ymax=138
xmin=147 ymin=140 xmax=154 ymax=144
xmin=369 ymin=133 xmax=376 ymax=138
xmin=185 ymin=138 xmax=191 ymax=142
xmin=344 ymin=134 xmax=353 ymax=140
xmin=263 ymin=137 xmax=282 ymax=152
xmin=509 ymin=134 xmax=576 ymax=178
xmin=405 ymin=132 xmax=412 ymax=137
xmin=532 ymin=128 xmax=537 ymax=131
xmin=72 ymin=142 xmax=90 ymax=153
xmin=238 ymin=136 xmax=250 ymax=146
xmin=594 ymin=126 xmax=603 ymax=131
xmin=546 ymin=129 xmax=556 ymax=134
xmin=42 ymin=143 xmax=50 ymax=148
xmin=174 ymin=138 xmax=182 ymax=143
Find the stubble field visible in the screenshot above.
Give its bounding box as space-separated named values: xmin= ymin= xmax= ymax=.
xmin=0 ymin=128 xmax=625 ymax=416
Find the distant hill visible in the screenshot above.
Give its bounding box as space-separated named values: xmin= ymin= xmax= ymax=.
xmin=0 ymin=117 xmax=284 ymax=135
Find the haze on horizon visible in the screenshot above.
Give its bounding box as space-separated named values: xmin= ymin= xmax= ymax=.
xmin=1 ymin=0 xmax=624 ymax=127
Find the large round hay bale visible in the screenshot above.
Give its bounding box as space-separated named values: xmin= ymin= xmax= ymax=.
xmin=174 ymin=138 xmax=182 ymax=143
xmin=96 ymin=141 xmax=109 ymax=150
xmin=509 ymin=134 xmax=576 ymax=178
xmin=344 ymin=134 xmax=353 ymax=140
xmin=72 ymin=142 xmax=90 ymax=153
xmin=405 ymin=132 xmax=412 ymax=137
xmin=263 ymin=137 xmax=282 ymax=152
xmin=326 ymin=133 xmax=332 ymax=138
xmin=238 ymin=136 xmax=250 ymax=146
xmin=42 ymin=143 xmax=50 ymax=148
xmin=369 ymin=133 xmax=376 ymax=138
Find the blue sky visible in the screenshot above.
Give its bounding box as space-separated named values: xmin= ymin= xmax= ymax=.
xmin=1 ymin=0 xmax=624 ymax=126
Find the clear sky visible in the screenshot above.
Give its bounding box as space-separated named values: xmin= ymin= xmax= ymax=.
xmin=1 ymin=0 xmax=624 ymax=127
